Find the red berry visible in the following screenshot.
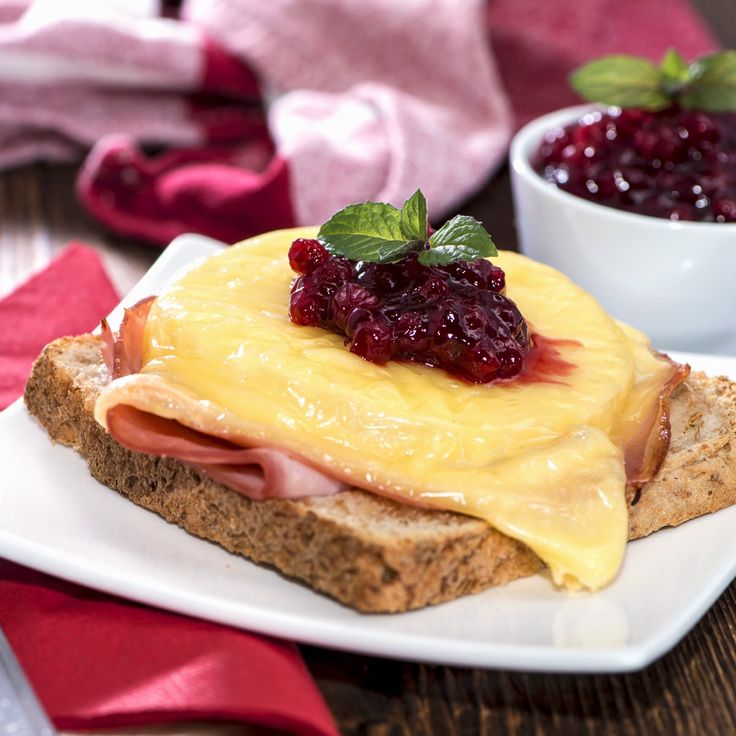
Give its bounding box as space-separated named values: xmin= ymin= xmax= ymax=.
xmin=714 ymin=198 xmax=736 ymax=223
xmin=289 ymin=279 xmax=323 ymax=325
xmin=329 ymin=283 xmax=378 ymax=331
xmin=288 ymin=238 xmax=329 ymax=275
xmin=350 ymin=320 xmax=393 ymax=363
xmin=460 ymin=344 xmax=501 ymax=383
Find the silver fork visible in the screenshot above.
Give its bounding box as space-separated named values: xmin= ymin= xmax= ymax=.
xmin=0 ymin=629 xmax=55 ymax=736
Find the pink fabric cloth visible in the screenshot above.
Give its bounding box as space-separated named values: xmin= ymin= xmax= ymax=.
xmin=0 ymin=0 xmax=718 ymax=246
xmin=184 ymin=0 xmax=513 ymax=225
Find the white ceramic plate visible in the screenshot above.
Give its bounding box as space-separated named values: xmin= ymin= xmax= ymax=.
xmin=2 ymin=234 xmax=736 ymax=674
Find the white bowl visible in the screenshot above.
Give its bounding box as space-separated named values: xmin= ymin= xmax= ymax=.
xmin=510 ymin=104 xmax=736 ymax=352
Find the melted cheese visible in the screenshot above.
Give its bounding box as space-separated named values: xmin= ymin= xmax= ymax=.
xmin=95 ymin=227 xmax=676 ymax=590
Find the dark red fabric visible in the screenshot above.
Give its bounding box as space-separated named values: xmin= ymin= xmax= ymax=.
xmin=0 ymin=561 xmax=338 ymax=736
xmin=74 ymin=31 xmax=296 ymax=247
xmin=0 ymin=243 xmax=119 ymax=410
xmin=487 ymin=0 xmax=716 ymax=127
xmin=77 ymin=139 xmax=295 ymax=246
xmin=199 ymin=33 xmax=261 ymax=101
xmin=0 ymin=249 xmax=338 ymax=735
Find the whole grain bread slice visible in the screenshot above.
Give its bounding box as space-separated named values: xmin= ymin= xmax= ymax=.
xmin=23 ymin=334 xmax=736 ymax=612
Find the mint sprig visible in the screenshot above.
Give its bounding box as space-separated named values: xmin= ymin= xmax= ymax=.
xmin=659 ymin=49 xmax=691 ymax=95
xmin=571 ymin=49 xmax=736 ymax=112
xmin=682 ymin=51 xmax=736 ymax=111
xmin=317 ymin=189 xmax=497 ymax=266
xmin=399 ymin=188 xmax=428 ymax=243
xmin=316 ymin=201 xmax=414 ymax=263
xmin=420 ymin=215 xmax=497 ymax=266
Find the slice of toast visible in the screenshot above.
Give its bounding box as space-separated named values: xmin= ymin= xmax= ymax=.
xmin=23 ymin=334 xmax=736 ymax=612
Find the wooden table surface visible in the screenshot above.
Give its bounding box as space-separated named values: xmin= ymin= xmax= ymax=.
xmin=3 ymin=2 xmax=736 ymax=734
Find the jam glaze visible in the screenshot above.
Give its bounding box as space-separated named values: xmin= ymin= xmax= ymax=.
xmin=513 ymin=333 xmax=581 ymax=385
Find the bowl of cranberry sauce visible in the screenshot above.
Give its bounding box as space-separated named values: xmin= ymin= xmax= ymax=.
xmin=534 ymin=105 xmax=736 ymax=223
xmin=510 ymin=104 xmax=736 ymax=352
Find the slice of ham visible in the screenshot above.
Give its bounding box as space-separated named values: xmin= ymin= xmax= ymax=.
xmin=106 ymin=404 xmax=346 ymax=499
xmin=622 ymin=358 xmax=690 ymax=490
xmin=101 ymin=297 xmax=155 ymax=379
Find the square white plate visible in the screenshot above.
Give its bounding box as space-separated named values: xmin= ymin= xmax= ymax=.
xmin=2 ymin=234 xmax=736 ymax=674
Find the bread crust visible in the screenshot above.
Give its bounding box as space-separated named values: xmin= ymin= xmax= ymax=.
xmin=23 ymin=335 xmax=736 ymax=612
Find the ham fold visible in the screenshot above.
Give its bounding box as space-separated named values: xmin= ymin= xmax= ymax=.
xmin=101 ymin=296 xmax=155 ymax=378
xmin=106 ymin=404 xmax=346 ymax=499
xmin=621 ymin=359 xmax=690 ymax=490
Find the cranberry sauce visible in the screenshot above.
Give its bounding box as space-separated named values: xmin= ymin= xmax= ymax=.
xmin=534 ymin=106 xmax=736 ymax=223
xmin=288 ymin=238 xmax=532 ymax=383
xmin=516 ymin=334 xmax=580 ymax=385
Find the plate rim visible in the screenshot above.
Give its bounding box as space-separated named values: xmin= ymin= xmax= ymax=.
xmin=2 ymin=484 xmax=735 ymax=673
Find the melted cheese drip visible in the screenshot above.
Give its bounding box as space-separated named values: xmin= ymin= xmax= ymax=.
xmin=95 ymin=228 xmax=676 ymax=590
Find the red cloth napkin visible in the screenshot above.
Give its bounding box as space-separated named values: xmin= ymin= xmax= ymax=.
xmin=0 ymin=561 xmax=337 ymax=735
xmin=0 ymin=245 xmax=339 ymax=736
xmin=0 ymin=243 xmax=119 ymax=410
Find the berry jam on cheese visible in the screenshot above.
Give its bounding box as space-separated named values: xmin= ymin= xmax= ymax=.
xmin=288 ymin=238 xmax=531 ymax=383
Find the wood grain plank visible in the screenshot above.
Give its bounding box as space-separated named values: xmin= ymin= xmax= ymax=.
xmin=303 ymin=580 xmax=736 ymax=735
xmin=0 ymin=167 xmax=47 ymax=295
xmin=692 ymin=0 xmax=736 ymax=47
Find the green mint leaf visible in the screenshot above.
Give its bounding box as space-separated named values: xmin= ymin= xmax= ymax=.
xmin=417 ymin=245 xmax=489 ymax=267
xmin=659 ymin=49 xmax=690 ymax=94
xmin=570 ymin=54 xmax=670 ymax=110
xmin=399 ymin=188 xmax=428 ymax=242
xmin=681 ymin=51 xmax=736 ymax=111
xmin=420 ymin=215 xmax=497 ymax=266
xmin=318 ymin=201 xmax=416 ymax=262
